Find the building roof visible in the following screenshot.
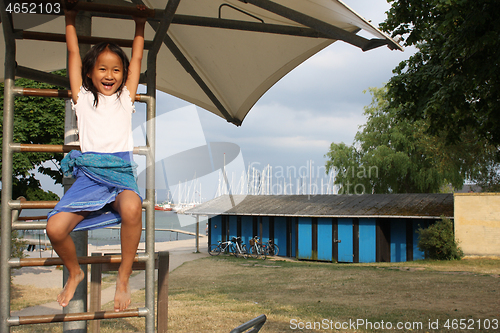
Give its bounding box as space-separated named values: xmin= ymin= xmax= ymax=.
xmin=185 ymin=194 xmax=454 ymax=219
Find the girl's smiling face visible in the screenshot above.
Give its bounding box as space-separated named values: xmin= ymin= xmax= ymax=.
xmin=89 ymin=49 xmax=124 ymax=96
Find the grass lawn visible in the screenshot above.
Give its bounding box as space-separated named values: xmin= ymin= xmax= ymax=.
xmin=11 ymin=256 xmax=500 ymax=332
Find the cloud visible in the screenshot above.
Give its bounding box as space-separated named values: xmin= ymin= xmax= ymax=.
xmin=255 ymin=41 xmax=409 ymax=115
xmin=195 ymin=100 xmax=367 ymax=174
xmin=134 ymin=0 xmax=414 ymax=196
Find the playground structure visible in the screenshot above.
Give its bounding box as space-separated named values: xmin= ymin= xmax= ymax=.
xmin=1 ymin=1 xmax=173 ymax=332
xmin=1 ymin=1 xmax=401 ymax=332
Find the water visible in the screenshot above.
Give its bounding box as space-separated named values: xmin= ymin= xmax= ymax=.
xmin=17 ymin=209 xmax=208 ymax=246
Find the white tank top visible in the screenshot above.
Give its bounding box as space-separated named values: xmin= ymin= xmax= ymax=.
xmin=72 ymin=86 xmax=135 ymax=153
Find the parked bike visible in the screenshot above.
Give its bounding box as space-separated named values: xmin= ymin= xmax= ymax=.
xmin=233 ymin=236 xmax=248 ymax=258
xmin=264 ymin=239 xmax=279 ymax=257
xmin=209 ymin=236 xmax=248 ymax=259
xmin=249 ymin=236 xmax=266 ymax=260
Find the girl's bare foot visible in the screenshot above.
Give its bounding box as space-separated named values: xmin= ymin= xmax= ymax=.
xmin=114 ymin=272 xmax=131 ymax=312
xmin=57 ymin=268 xmax=84 ymax=307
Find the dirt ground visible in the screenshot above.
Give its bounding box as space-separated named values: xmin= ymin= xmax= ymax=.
xmin=164 ymin=256 xmax=500 ymax=332
xmin=10 ymin=256 xmax=500 ymax=332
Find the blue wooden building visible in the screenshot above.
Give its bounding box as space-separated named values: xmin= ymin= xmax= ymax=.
xmin=187 ymin=194 xmax=453 ymax=263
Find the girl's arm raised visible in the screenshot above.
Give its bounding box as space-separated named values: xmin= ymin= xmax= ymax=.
xmin=125 ymin=11 xmax=147 ymax=102
xmin=65 ymin=9 xmax=82 ymax=104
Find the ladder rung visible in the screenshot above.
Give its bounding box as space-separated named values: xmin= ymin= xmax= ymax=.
xmin=19 ymin=86 xmax=71 ymax=98
xmin=16 ymin=237 xmax=51 ymax=246
xmin=9 ymin=200 xmax=58 ymax=210
xmin=12 ymin=221 xmax=47 ymax=230
xmin=10 ymin=198 xmax=151 ymax=211
xmin=17 ymin=87 xmax=143 ymax=101
xmin=14 ymin=143 xmax=78 ymax=153
xmin=17 ymin=215 xmax=47 ymax=221
xmin=13 ymin=216 xmax=47 ymax=231
xmin=9 ymin=308 xmax=147 ymax=326
xmin=10 ymin=253 xmax=148 ymax=268
xmin=11 ymin=143 xmax=147 ymax=155
xmin=18 ymin=31 xmax=154 ymax=50
xmin=66 ymin=1 xmax=157 ymax=19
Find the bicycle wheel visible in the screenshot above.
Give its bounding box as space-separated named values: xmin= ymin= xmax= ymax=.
xmin=240 ymin=244 xmax=248 ymax=259
xmin=249 ymin=245 xmax=260 ymax=259
xmin=269 ymin=244 xmax=279 ymax=256
xmin=208 ymin=244 xmax=221 ymax=256
xmin=259 ymin=245 xmax=267 ymax=260
xmin=234 ymin=245 xmax=246 ymax=258
xmin=229 ymin=244 xmax=237 ymax=256
xmin=265 ymin=243 xmax=276 ymax=256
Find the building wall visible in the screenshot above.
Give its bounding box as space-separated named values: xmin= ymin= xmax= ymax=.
xmin=359 ymin=219 xmax=376 ymax=263
xmin=390 ymin=219 xmax=407 ymax=262
xmin=454 ymin=193 xmax=500 ymax=256
xmin=208 ymin=215 xmax=427 ymax=262
xmin=296 ymin=217 xmax=313 ymax=260
xmin=317 ymin=218 xmax=333 ymax=261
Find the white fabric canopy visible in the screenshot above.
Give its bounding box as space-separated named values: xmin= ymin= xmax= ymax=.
xmin=0 ymin=0 xmax=402 ymax=125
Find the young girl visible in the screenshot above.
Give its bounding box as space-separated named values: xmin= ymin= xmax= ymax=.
xmin=46 ymin=5 xmax=146 ymax=312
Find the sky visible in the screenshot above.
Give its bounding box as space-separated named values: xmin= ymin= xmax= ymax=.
xmin=40 ymin=0 xmax=415 ymax=201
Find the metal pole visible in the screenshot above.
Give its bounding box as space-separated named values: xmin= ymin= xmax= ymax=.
xmin=10 ymin=253 xmax=147 ymax=268
xmin=229 ymin=314 xmax=267 ymax=333
xmin=19 ymin=30 xmax=155 ymax=49
xmin=143 ymin=1 xmax=181 ymax=331
xmin=11 ymin=308 xmax=146 ymax=326
xmin=65 ymin=1 xmax=156 ymax=19
xmin=196 ymin=215 xmax=200 ymax=253
xmin=1 ymin=0 xmax=17 ymax=330
xmin=10 ymin=142 xmax=143 ymax=154
xmin=63 ymin=6 xmax=91 ymax=332
xmin=16 ymin=87 xmax=143 ymax=100
xmin=15 ymin=66 xmax=70 ymax=88
xmin=239 ymin=0 xmax=396 ymax=51
xmin=144 ymin=43 xmax=157 ymax=333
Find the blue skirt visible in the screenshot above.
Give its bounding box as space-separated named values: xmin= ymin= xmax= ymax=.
xmin=47 ymin=151 xmax=142 ymax=232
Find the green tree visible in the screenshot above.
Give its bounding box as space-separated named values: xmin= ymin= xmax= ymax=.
xmin=0 ymin=73 xmax=65 ymax=201
xmin=325 ymin=87 xmax=498 ymax=194
xmin=380 ymin=0 xmax=500 ymax=146
xmin=474 ymin=164 xmax=500 ymax=192
xmin=0 ymin=74 xmax=65 ymax=262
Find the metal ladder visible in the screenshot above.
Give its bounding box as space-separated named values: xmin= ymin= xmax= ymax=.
xmin=1 ymin=1 xmax=181 ymax=332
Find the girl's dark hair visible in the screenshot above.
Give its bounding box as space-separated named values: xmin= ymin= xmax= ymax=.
xmin=81 ymin=42 xmax=130 ymax=107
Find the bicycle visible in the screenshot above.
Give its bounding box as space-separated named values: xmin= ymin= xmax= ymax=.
xmin=264 ymin=239 xmax=279 ymax=257
xmin=208 ymin=241 xmax=224 ymax=256
xmin=248 ymin=236 xmax=266 ymax=260
xmin=209 ymin=236 xmax=247 ymax=259
xmin=232 ymin=236 xmax=248 ymax=259
xmin=209 ymin=239 xmax=234 ymax=256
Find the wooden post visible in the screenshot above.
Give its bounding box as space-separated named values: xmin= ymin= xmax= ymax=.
xmin=157 ymin=251 xmax=169 ymax=332
xmin=90 ymin=253 xmax=103 ymax=333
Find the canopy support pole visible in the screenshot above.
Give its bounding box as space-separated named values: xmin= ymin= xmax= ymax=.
xmin=142 ymin=0 xmax=181 ymax=331
xmin=162 ymin=34 xmax=240 ymax=125
xmin=61 ymin=6 xmax=91 ymax=331
xmin=240 ymin=0 xmax=395 ymax=51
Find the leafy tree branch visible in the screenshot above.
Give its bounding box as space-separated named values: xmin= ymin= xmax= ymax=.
xmin=380 ymin=0 xmax=500 ymax=146
xmin=0 ymin=71 xmax=66 ymax=201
